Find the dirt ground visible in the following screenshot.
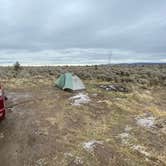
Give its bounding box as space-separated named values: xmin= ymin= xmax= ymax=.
xmin=0 ymin=78 xmax=166 ymax=166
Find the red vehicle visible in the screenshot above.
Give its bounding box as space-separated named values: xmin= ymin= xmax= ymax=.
xmin=0 ymin=86 xmax=6 ymax=120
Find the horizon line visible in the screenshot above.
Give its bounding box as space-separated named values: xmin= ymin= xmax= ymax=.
xmin=0 ymin=62 xmax=166 ymax=67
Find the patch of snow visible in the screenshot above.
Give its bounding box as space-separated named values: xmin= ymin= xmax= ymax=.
xmin=35 ymin=158 xmax=47 ymax=166
xmin=119 ymin=132 xmax=129 ymax=138
xmin=82 ymin=140 xmax=103 ymax=152
xmin=136 ymin=116 xmax=155 ymax=128
xmin=118 ymin=132 xmax=131 ymax=145
xmin=70 ymin=93 xmax=90 ymax=106
xmin=74 ymin=156 xmax=84 ymax=165
xmin=125 ymin=125 xmax=132 ymax=132
xmin=64 ymin=152 xmax=73 ymax=158
xmin=132 ymin=145 xmax=150 ymax=157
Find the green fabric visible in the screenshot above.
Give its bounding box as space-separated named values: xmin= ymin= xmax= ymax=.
xmin=63 ymin=73 xmax=73 ymax=90
xmin=55 ymin=74 xmax=65 ymax=89
xmin=55 ymin=72 xmax=85 ymax=91
xmin=55 ymin=73 xmax=73 ymax=90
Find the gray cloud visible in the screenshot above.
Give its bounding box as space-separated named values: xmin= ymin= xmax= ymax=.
xmin=0 ymin=0 xmax=166 ymax=64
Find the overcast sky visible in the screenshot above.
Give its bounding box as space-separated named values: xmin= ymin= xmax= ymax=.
xmin=0 ymin=0 xmax=166 ymax=65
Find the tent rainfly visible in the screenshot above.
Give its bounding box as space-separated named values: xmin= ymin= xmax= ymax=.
xmin=55 ymin=73 xmax=86 ymax=91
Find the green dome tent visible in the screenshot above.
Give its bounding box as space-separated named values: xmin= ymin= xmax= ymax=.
xmin=55 ymin=73 xmax=85 ymax=91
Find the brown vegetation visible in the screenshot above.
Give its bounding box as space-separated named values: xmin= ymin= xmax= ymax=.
xmin=0 ymin=64 xmax=166 ymax=166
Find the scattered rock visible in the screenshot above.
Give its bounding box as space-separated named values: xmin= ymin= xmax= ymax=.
xmin=99 ymin=84 xmax=129 ymax=92
xmin=82 ymin=140 xmax=103 ymax=152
